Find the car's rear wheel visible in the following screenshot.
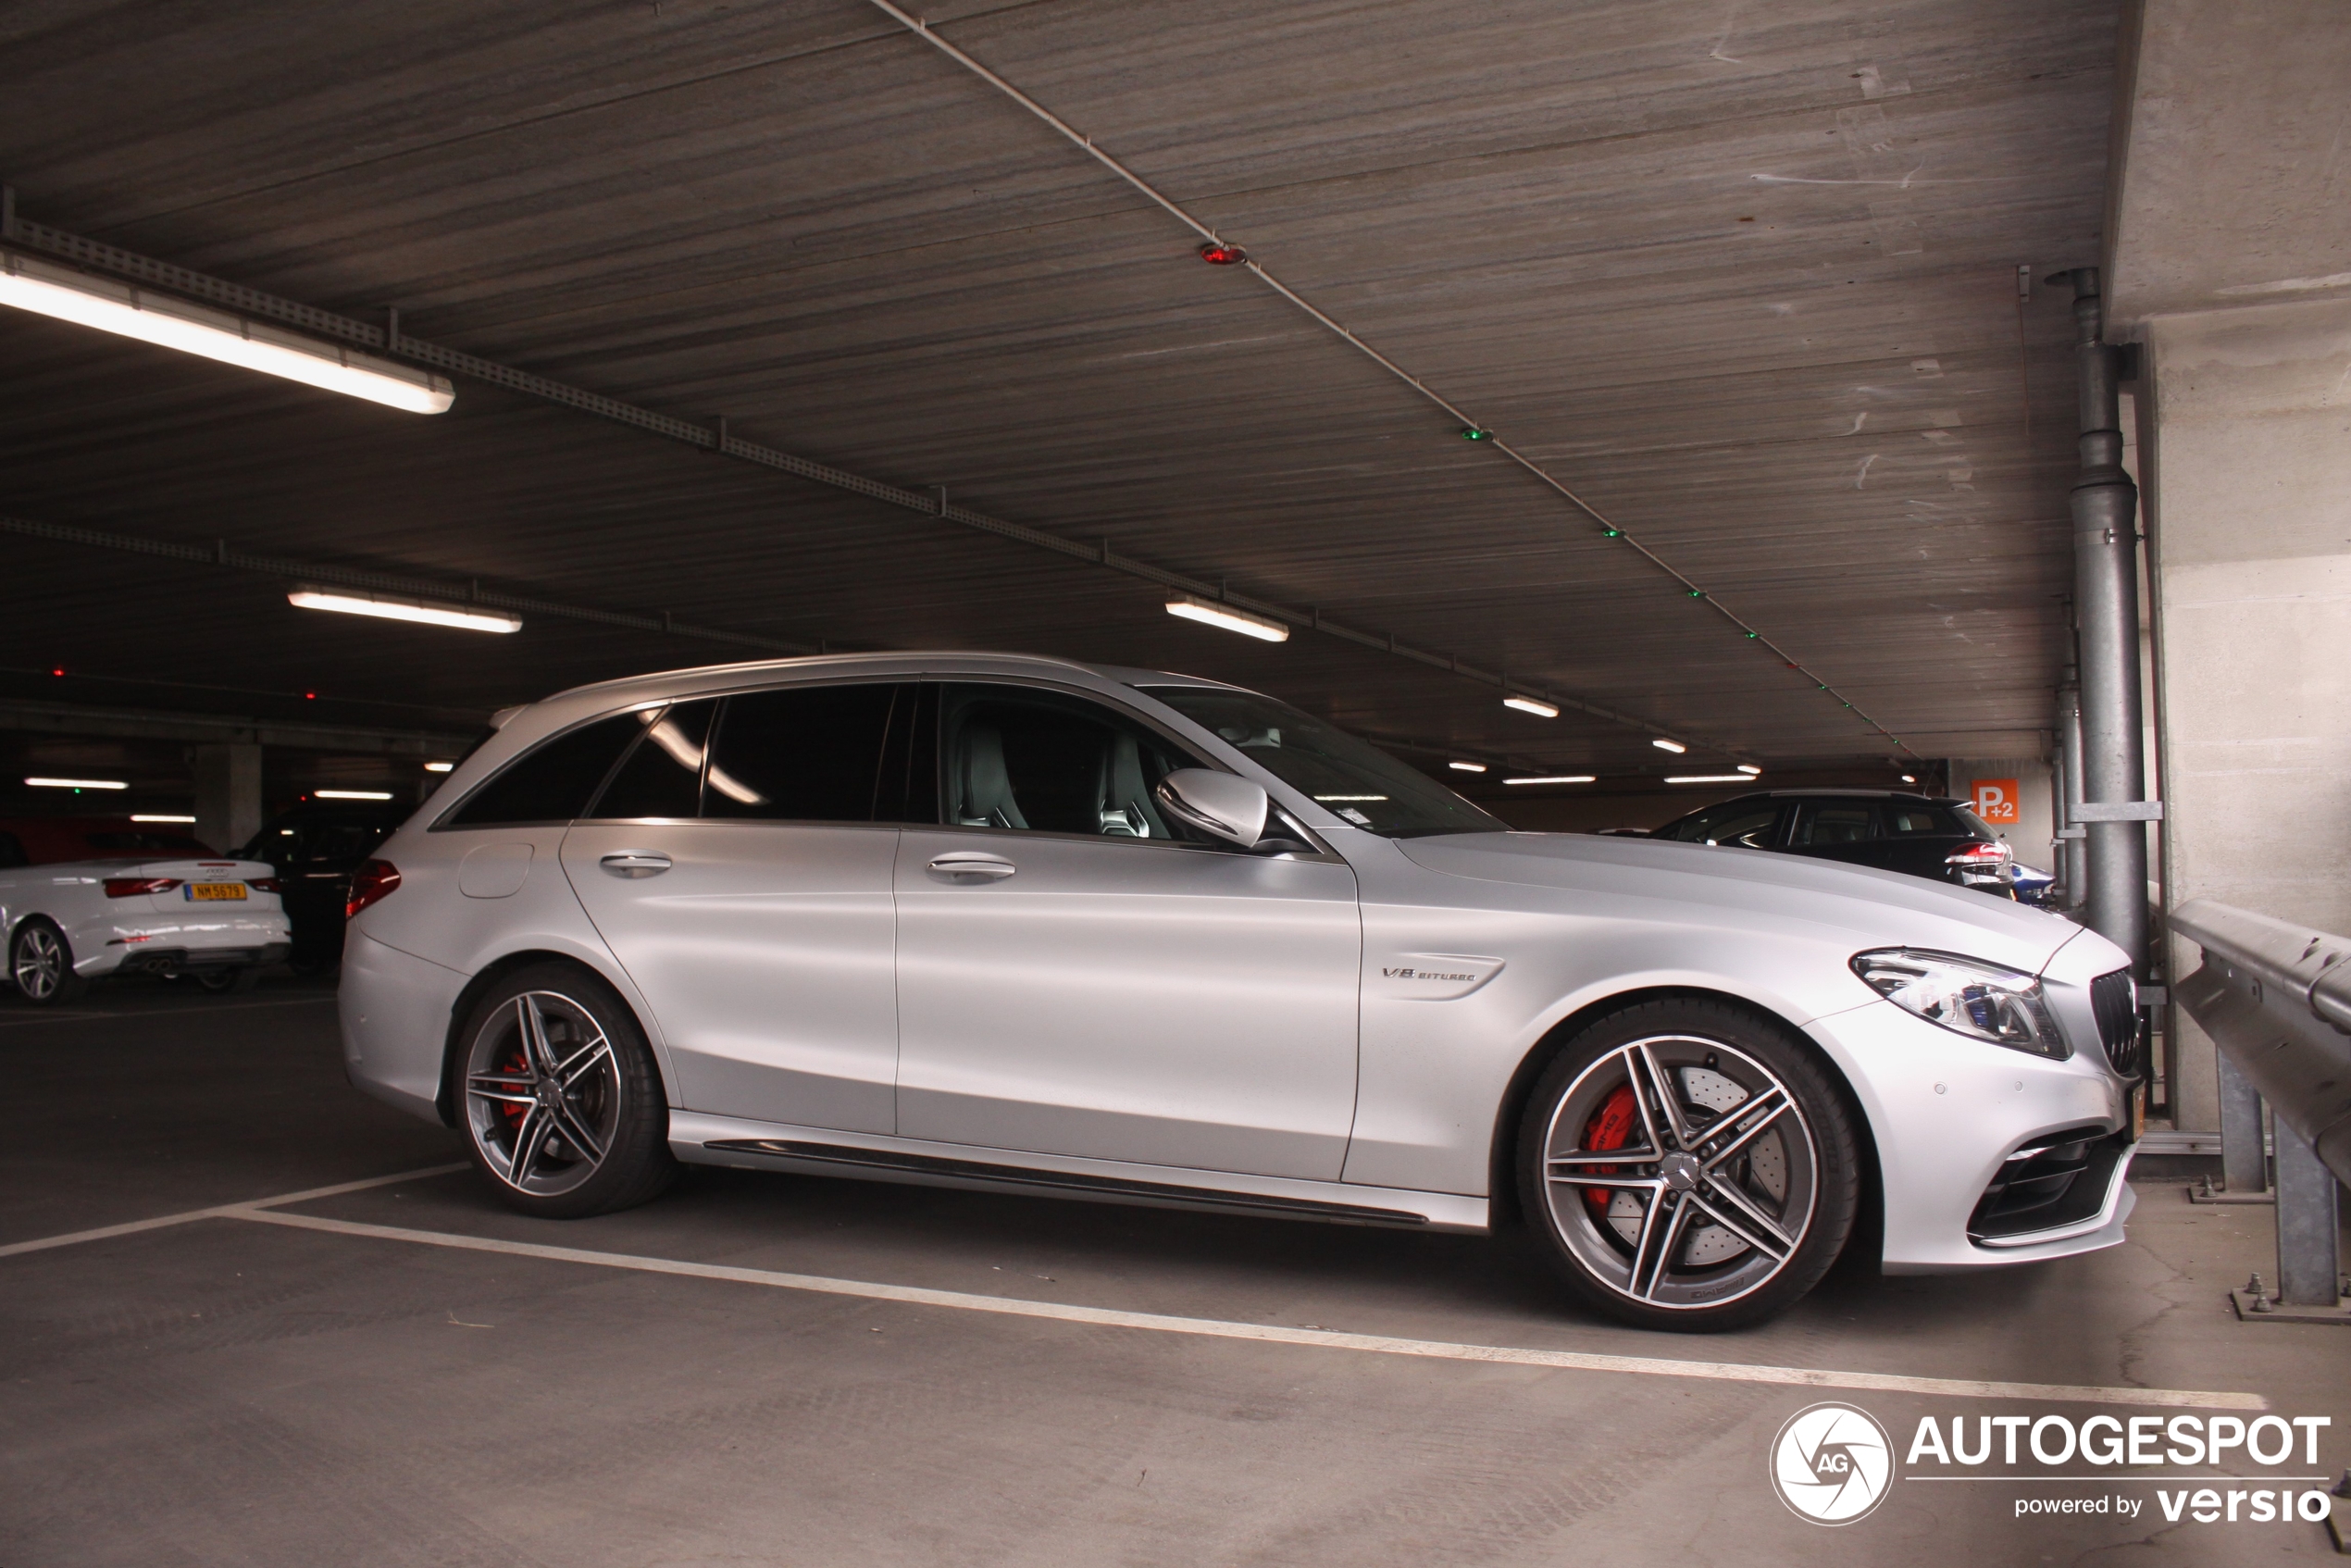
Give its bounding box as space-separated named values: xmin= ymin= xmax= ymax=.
xmin=457 ymin=964 xmax=673 ymax=1219
xmin=9 ymin=919 xmax=88 ymax=1005
xmin=1517 ymin=998 xmax=1860 ymax=1332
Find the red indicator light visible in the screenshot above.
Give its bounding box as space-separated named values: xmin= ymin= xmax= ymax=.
xmin=50 ymin=666 xmax=65 ymax=677
xmin=304 ymin=691 xmax=317 ymax=700
xmin=1198 ymin=242 xmax=1247 ymax=266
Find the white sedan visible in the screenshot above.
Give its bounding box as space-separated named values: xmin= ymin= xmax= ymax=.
xmin=3 ymin=853 xmax=292 ymax=1002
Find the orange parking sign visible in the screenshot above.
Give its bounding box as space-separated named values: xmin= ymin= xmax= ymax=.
xmin=1972 ymin=779 xmax=2020 ymax=823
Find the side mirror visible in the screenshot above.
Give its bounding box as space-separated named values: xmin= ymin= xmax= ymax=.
xmin=1154 ymin=769 xmax=1269 ymax=849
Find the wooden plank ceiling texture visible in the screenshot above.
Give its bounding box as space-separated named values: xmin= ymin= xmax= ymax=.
xmin=0 ymin=0 xmax=2115 ymax=778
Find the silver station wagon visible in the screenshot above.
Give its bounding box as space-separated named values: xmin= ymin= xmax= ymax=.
xmin=341 ymin=653 xmax=2141 ymax=1331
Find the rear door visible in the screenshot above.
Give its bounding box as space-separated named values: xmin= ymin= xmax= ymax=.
xmin=1783 ymin=798 xmax=1884 ymax=869
xmin=560 ymin=683 xmax=908 ymax=1134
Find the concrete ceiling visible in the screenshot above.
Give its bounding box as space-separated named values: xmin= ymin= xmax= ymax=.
xmin=0 ymin=0 xmax=2118 ymax=786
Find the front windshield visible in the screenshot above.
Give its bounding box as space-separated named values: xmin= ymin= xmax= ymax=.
xmin=1138 ymin=686 xmax=1504 ymax=839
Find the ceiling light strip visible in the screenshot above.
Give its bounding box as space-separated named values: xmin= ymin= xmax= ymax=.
xmin=0 ymin=200 xmax=1726 ymax=755
xmin=857 ymin=9 xmax=1910 ymax=760
xmin=0 ymin=514 xmax=813 ymax=655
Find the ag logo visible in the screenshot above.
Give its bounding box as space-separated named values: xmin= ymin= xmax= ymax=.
xmin=1769 ymin=1402 xmax=1894 ymax=1524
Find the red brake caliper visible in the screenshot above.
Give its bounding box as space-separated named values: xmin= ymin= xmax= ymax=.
xmin=500 ymin=1050 xmax=529 ymax=1131
xmin=1582 ymin=1083 xmax=1638 ymax=1213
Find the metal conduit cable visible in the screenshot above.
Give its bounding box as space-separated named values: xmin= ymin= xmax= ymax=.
xmin=0 ymin=189 xmax=1737 ymax=760
xmin=863 ymin=2 xmax=1917 ymax=763
xmin=0 ymin=513 xmax=819 ymax=656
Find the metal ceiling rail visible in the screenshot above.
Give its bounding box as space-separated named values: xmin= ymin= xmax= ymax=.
xmin=864 ymin=2 xmax=1918 ymax=763
xmin=0 ymin=190 xmax=1738 ymax=760
xmin=0 ymin=513 xmax=818 ymax=657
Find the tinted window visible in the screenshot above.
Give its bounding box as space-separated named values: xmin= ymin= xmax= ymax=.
xmin=1790 ymin=803 xmax=1878 ymax=846
xmin=591 ymin=701 xmax=718 ymax=819
xmin=1665 ymin=801 xmax=1781 ymax=848
xmin=81 ymin=832 xmax=214 ymax=856
xmin=941 ymin=685 xmax=1200 ymax=840
xmin=703 ymin=684 xmax=899 ymax=823
xmin=445 ymin=712 xmax=642 ymax=828
xmin=1138 ymin=686 xmax=1500 ymax=838
xmin=1885 ymin=804 xmax=1963 ymax=837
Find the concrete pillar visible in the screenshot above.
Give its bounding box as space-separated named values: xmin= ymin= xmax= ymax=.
xmin=193 ymin=744 xmax=264 ymax=856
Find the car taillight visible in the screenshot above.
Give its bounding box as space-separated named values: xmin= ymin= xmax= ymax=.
xmin=104 ymin=877 xmax=182 ymax=898
xmin=1946 ymin=841 xmax=2010 ymax=865
xmin=246 ymin=877 xmax=282 ymax=893
xmin=346 ymin=860 xmax=401 ymax=919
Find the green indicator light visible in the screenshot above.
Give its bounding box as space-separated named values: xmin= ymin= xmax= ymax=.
xmin=1745 ymin=631 xmax=1759 ymax=639
xmin=1460 ymin=427 xmax=1490 ymax=442
xmin=1687 ymin=589 xmax=1705 ymax=599
xmin=1602 ymin=529 xmax=1622 ymax=538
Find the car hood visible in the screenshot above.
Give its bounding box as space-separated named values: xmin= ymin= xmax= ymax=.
xmin=1393 ymin=830 xmax=2105 ymax=978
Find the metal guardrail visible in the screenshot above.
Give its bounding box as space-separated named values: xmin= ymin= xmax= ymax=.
xmin=2171 ymin=899 xmax=2351 ymax=1315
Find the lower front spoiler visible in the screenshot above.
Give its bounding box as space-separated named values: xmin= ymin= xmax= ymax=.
xmin=1884 ymin=1136 xmax=2138 ymax=1276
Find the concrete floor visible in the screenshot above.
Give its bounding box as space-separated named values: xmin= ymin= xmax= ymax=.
xmin=4 ymin=976 xmax=2344 ymax=1567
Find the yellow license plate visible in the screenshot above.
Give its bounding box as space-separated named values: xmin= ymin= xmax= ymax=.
xmin=186 ymin=882 xmax=247 ymax=902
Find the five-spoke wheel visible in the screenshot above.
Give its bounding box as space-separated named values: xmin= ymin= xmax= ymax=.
xmin=1518 ymin=999 xmax=1859 ymax=1331
xmin=9 ymin=919 xmax=86 ymax=1006
xmin=457 ymin=964 xmax=673 ymax=1217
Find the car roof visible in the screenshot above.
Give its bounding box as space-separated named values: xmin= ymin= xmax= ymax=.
xmin=1670 ymin=790 xmax=1967 ymax=811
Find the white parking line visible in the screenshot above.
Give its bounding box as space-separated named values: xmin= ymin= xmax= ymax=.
xmin=0 ymin=1164 xmax=468 ymax=1259
xmin=228 ymin=1208 xmax=2267 ymax=1412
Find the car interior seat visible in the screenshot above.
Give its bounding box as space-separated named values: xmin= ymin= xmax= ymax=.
xmin=956 ymin=724 xmax=1028 ymax=829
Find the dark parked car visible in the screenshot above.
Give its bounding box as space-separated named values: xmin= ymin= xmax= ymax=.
xmin=234 ymin=802 xmax=408 ymax=970
xmin=1646 ymin=790 xmax=2017 ymax=898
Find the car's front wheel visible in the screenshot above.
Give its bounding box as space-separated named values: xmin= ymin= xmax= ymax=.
xmin=456 ymin=963 xmax=674 ymax=1219
xmin=9 ymin=919 xmax=88 ymax=1006
xmin=1516 ymin=998 xmax=1860 ymax=1332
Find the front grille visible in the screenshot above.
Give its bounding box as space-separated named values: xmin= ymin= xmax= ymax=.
xmin=2090 ymin=969 xmax=2141 ymax=1076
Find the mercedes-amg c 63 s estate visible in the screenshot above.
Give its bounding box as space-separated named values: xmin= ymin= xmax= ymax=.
xmin=341 ymin=653 xmax=2142 ymax=1331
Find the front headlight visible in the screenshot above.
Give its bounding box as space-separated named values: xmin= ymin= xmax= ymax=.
xmin=1850 ymin=948 xmax=2070 ymax=1059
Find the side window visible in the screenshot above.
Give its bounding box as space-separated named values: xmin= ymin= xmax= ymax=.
xmin=590 ymin=701 xmax=719 ymax=819
xmin=1667 ymin=801 xmax=1779 ymax=848
xmin=444 ymin=712 xmax=643 ymax=828
xmin=701 ymin=684 xmax=900 ymax=823
xmin=1791 ymin=803 xmax=1879 ymax=846
xmin=1885 ymin=805 xmax=1959 ymax=836
xmin=939 ymin=684 xmax=1203 ymax=840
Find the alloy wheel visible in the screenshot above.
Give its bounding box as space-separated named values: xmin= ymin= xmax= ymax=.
xmin=463 ymin=989 xmax=625 ymax=1198
xmin=12 ymin=925 xmax=68 ymax=1002
xmin=1537 ymin=1034 xmax=1819 ymax=1312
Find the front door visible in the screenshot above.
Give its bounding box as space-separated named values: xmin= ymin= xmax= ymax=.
xmin=892 ymin=682 xmax=1362 ymax=1180
xmin=562 ymin=682 xmax=908 ymax=1134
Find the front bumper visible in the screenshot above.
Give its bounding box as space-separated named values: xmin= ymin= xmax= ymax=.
xmin=1803 ymin=997 xmax=2134 ymax=1274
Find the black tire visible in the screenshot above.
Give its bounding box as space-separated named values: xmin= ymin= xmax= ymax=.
xmin=9 ymin=918 xmax=89 ymax=1006
xmin=454 ymin=962 xmax=674 ymax=1219
xmin=193 ymin=966 xmax=262 ymax=994
xmin=1515 ymin=997 xmax=1860 ymax=1332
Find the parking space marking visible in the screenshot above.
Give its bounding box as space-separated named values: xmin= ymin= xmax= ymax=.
xmin=0 ymin=1164 xmax=467 ymax=1259
xmin=229 ymin=1208 xmax=2267 ymax=1412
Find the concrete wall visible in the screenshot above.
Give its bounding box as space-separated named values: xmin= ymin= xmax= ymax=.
xmin=2143 ymin=293 xmax=2351 ymax=1132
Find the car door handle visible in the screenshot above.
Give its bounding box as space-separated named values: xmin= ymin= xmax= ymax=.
xmin=599 ymin=852 xmax=673 ymax=879
xmin=927 ymin=852 xmax=1015 ymax=881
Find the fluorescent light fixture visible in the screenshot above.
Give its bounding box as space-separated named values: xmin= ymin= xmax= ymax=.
xmin=1737 ymin=765 xmax=1762 ymax=776
xmin=0 ymin=250 xmax=454 ymax=414
xmin=1651 ymin=739 xmax=1687 ymax=753
xmin=1448 ymin=762 xmax=1487 ymax=773
xmin=1312 ymin=794 xmax=1389 ymax=802
xmin=1667 ymin=774 xmax=1758 ymax=784
xmin=424 ymin=761 xmax=455 ymax=773
xmin=1505 ymin=775 xmax=1597 ymax=785
xmin=290 ymin=587 xmax=521 ymax=634
xmin=1503 ymin=695 xmax=1559 ymax=718
xmin=1164 ymin=595 xmax=1288 ymax=642
xmin=315 ymin=789 xmax=393 ymax=801
xmin=131 ymin=814 xmax=197 ymax=823
xmin=26 ymin=776 xmax=126 ymax=790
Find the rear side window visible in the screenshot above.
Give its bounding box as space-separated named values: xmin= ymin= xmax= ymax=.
xmin=703 ymin=684 xmax=901 ymax=823
xmin=1885 ymin=804 xmax=1964 ymax=836
xmin=444 ymin=712 xmax=643 ymax=828
xmin=1789 ymin=803 xmax=1878 ymax=846
xmin=1665 ymin=800 xmax=1781 ymax=848
xmin=590 ymin=701 xmax=719 ymax=819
